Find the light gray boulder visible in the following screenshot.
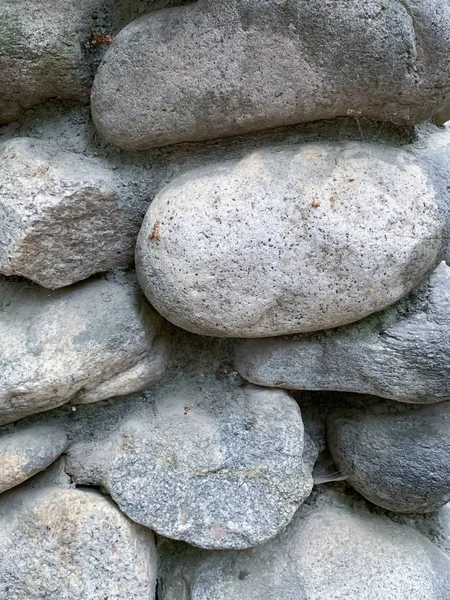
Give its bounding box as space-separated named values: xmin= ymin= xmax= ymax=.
xmin=0 ymin=137 xmax=148 ymax=289
xmin=91 ymin=0 xmax=450 ymax=150
xmin=136 ymin=138 xmax=448 ymax=337
xmin=327 ymin=400 xmax=450 ymax=513
xmin=158 ymin=487 xmax=450 ymax=600
xmin=0 ymin=462 xmax=157 ymax=600
xmin=0 ymin=425 xmax=68 ymax=494
xmin=235 ymin=262 xmax=450 ymax=403
xmin=66 ymin=378 xmax=313 ymax=549
xmin=0 ymin=271 xmax=167 ymax=426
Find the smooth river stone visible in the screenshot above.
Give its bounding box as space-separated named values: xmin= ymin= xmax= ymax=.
xmin=91 ymin=0 xmax=450 ymax=150
xmin=136 ymin=139 xmax=448 ymax=337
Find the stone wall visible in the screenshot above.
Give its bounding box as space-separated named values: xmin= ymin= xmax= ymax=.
xmin=1 ymin=1 xmax=450 ymax=599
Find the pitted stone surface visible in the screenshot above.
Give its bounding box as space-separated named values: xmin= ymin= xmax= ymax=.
xmin=0 ymin=425 xmax=68 ymax=494
xmin=66 ymin=379 xmax=313 ymax=549
xmin=0 ymin=137 xmax=147 ymax=289
xmin=0 ymin=465 xmax=157 ymax=600
xmin=91 ymin=0 xmax=450 ymax=150
xmin=0 ymin=0 xmax=193 ymax=125
xmin=327 ymin=400 xmax=450 ymax=513
xmin=235 ymin=262 xmax=450 ymax=403
xmin=158 ymin=488 xmax=450 ymax=600
xmin=136 ymin=140 xmax=448 ymax=337
xmin=0 ymin=271 xmax=167 ymax=426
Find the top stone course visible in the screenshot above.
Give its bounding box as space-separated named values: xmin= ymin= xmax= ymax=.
xmin=92 ymin=0 xmax=450 ymax=150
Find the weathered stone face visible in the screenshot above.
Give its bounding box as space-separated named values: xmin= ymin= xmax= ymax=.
xmin=66 ymin=378 xmax=313 ymax=550
xmin=0 ymin=271 xmax=167 ymax=426
xmin=0 ymin=0 xmax=100 ymax=124
xmin=91 ymin=0 xmax=450 ymax=150
xmin=327 ymin=399 xmax=450 ymax=513
xmin=158 ymin=488 xmax=450 ymax=600
xmin=0 ymin=425 xmax=68 ymax=494
xmin=136 ymin=139 xmax=448 ymax=337
xmin=0 ymin=137 xmax=146 ymax=289
xmin=0 ymin=0 xmax=193 ymax=125
xmin=0 ymin=464 xmax=157 ymax=600
xmin=234 ymin=262 xmax=450 ymax=403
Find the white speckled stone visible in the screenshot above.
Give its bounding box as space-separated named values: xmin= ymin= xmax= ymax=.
xmin=136 ymin=139 xmax=448 ymax=337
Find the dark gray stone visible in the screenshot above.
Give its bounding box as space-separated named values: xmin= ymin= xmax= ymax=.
xmin=66 ymin=376 xmax=313 ymax=549
xmin=235 ymin=261 xmax=450 ymax=403
xmin=327 ymin=399 xmax=450 ymax=513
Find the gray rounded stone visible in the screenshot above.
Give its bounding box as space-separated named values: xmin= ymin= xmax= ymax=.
xmin=327 ymin=400 xmax=450 ymax=513
xmin=158 ymin=488 xmax=450 ymax=600
xmin=91 ymin=0 xmax=450 ymax=150
xmin=0 ymin=271 xmax=167 ymax=426
xmin=136 ymin=140 xmax=447 ymax=337
xmin=66 ymin=379 xmax=313 ymax=549
xmin=0 ymin=465 xmax=157 ymax=600
xmin=235 ymin=261 xmax=450 ymax=403
xmin=0 ymin=425 xmax=68 ymax=494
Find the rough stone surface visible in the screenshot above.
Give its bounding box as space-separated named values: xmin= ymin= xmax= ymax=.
xmin=0 ymin=0 xmax=101 ymax=125
xmin=0 ymin=271 xmax=167 ymax=426
xmin=136 ymin=139 xmax=448 ymax=337
xmin=92 ymin=0 xmax=450 ymax=150
xmin=0 ymin=425 xmax=68 ymax=494
xmin=0 ymin=0 xmax=192 ymax=125
xmin=0 ymin=462 xmax=157 ymax=600
xmin=235 ymin=262 xmax=450 ymax=403
xmin=327 ymin=399 xmax=450 ymax=513
xmin=158 ymin=487 xmax=450 ymax=600
xmin=0 ymin=137 xmax=150 ymax=289
xmin=66 ymin=375 xmax=313 ymax=549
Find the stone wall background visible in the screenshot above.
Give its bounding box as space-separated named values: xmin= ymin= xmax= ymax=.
xmin=1 ymin=1 xmax=450 ymax=598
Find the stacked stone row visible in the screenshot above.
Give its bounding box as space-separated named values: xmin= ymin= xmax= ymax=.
xmin=1 ymin=1 xmax=450 ymax=599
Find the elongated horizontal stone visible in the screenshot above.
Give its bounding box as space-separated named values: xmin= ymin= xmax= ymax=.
xmin=92 ymin=0 xmax=450 ymax=150
xmin=235 ymin=262 xmax=450 ymax=403
xmin=136 ymin=138 xmax=448 ymax=337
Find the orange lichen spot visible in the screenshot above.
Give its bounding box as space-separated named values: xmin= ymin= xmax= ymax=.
xmin=148 ymin=222 xmax=160 ymax=242
xmin=85 ymin=33 xmax=113 ymax=48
